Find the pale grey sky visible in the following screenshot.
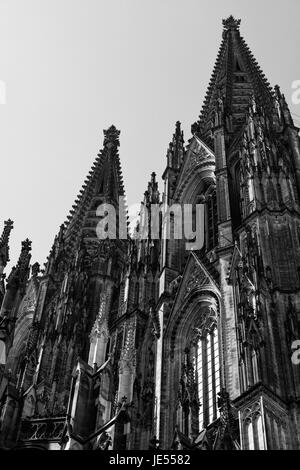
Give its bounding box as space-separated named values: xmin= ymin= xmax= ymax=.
xmin=1 ymin=0 xmax=300 ymax=271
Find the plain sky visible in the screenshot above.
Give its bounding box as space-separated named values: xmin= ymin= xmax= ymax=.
xmin=1 ymin=0 xmax=300 ymax=272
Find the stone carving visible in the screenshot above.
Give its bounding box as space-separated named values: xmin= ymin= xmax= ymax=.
xmin=222 ymin=15 xmax=241 ymax=32
xmin=120 ymin=317 xmax=137 ymax=370
xmin=189 ymin=147 xmax=211 ymax=169
xmin=96 ymin=431 xmax=112 ymax=450
xmin=184 ymin=266 xmax=210 ymax=297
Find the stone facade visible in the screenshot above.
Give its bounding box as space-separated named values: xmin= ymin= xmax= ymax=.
xmin=0 ymin=16 xmax=300 ymax=450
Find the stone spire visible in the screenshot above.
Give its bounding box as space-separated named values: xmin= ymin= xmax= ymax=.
xmin=193 ymin=15 xmax=275 ymax=147
xmin=57 ymin=125 xmax=128 ymax=258
xmin=166 ymin=121 xmax=184 ymax=170
xmin=0 ymin=239 xmax=32 ymax=360
xmin=222 ymin=15 xmax=241 ymax=35
xmin=0 ymin=219 xmax=14 ymax=275
xmin=144 ymin=172 xmax=160 ymax=205
xmin=6 ymin=238 xmax=32 ymax=291
xmin=99 ymin=125 xmax=124 ymax=200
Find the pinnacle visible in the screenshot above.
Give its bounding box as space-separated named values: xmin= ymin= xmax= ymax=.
xmin=0 ymin=219 xmax=14 ymax=246
xmin=4 ymin=219 xmax=13 ymax=228
xmin=173 ymin=121 xmax=184 ymax=142
xmin=107 ymin=124 xmax=118 ymax=131
xmin=103 ymin=125 xmax=121 ymax=147
xmin=274 ymin=84 xmax=282 ymax=97
xmin=20 ymin=239 xmax=32 ymax=253
xmin=31 ymin=262 xmax=40 ymax=277
xmin=222 ymin=15 xmax=241 ymax=32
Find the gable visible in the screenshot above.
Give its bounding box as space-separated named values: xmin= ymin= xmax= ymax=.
xmin=172 ymin=135 xmax=215 ymax=203
xmin=165 ymin=252 xmax=220 ymax=334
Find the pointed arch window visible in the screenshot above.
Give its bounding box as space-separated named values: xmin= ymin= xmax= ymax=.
xmin=124 ymin=276 xmax=129 ymax=303
xmin=194 ymin=324 xmax=220 ymax=430
xmin=246 ymin=418 xmax=255 ymax=449
xmin=243 ymin=406 xmax=266 ymax=450
xmin=134 ymin=281 xmax=139 ymax=306
xmin=254 ymin=413 xmax=264 ymax=450
xmin=248 ymin=177 xmax=254 ymax=202
xmin=206 ymin=191 xmax=218 ymax=251
xmin=230 ymin=160 xmax=242 ymax=228
xmin=0 ymin=340 xmax=6 ymax=365
xmin=251 ymin=349 xmax=259 ymax=384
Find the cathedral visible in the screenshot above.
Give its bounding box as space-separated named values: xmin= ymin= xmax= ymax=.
xmin=1 ymin=15 xmax=300 ymax=450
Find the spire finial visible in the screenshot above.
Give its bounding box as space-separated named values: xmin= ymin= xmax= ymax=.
xmin=6 ymin=238 xmax=32 ymax=287
xmin=0 ymin=219 xmax=14 ymax=247
xmin=0 ymin=219 xmax=14 ymax=268
xmin=103 ymin=125 xmax=120 ymax=148
xmin=31 ymin=262 xmax=40 ymax=277
xmin=222 ymin=15 xmax=241 ymax=34
xmin=274 ymin=84 xmax=282 ymax=98
xmin=17 ymin=239 xmax=32 ymax=269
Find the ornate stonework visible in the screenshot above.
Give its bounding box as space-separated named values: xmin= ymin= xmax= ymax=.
xmin=1 ymin=16 xmax=300 ymax=451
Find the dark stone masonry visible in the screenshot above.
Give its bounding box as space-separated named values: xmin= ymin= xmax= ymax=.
xmin=1 ymin=16 xmax=300 ymax=450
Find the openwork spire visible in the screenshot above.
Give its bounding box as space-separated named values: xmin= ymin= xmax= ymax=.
xmin=57 ymin=125 xmax=128 ymax=258
xmin=194 ymin=16 xmax=274 ymax=148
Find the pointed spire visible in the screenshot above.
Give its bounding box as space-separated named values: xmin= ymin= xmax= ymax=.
xmin=16 ymin=239 xmax=32 ymax=273
xmin=99 ymin=125 xmax=124 ymax=200
xmin=222 ymin=15 xmax=241 ymax=36
xmin=0 ymin=219 xmax=14 ymax=272
xmin=6 ymin=238 xmax=32 ymax=290
xmin=175 ymin=120 xmax=183 ymax=138
xmin=194 ymin=17 xmax=275 ymax=147
xmin=31 ymin=262 xmax=40 ymax=278
xmin=166 ymin=121 xmax=185 ymax=170
xmin=103 ymin=125 xmax=121 ymax=148
xmin=0 ymin=219 xmax=14 ymax=246
xmin=144 ymin=172 xmax=160 ymax=205
xmin=274 ymin=84 xmax=294 ymax=127
xmin=59 ymin=125 xmax=128 ymax=256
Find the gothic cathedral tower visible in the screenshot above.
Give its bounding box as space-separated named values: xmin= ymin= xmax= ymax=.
xmin=0 ymin=16 xmax=300 ymax=450
xmin=159 ymin=15 xmax=300 ymax=450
